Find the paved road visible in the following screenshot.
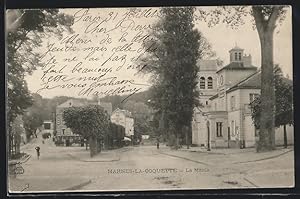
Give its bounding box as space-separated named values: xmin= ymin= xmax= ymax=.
xmin=81 ymin=145 xmax=240 ymax=191
xmin=9 ymin=138 xmax=294 ymax=192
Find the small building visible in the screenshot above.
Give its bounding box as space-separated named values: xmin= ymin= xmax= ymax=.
xmin=111 ymin=108 xmax=134 ymax=137
xmin=192 ymin=46 xmax=294 ymax=148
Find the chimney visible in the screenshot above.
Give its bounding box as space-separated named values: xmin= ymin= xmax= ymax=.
xmin=243 ymin=54 xmax=252 ymax=67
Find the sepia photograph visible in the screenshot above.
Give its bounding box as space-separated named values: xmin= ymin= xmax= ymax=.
xmin=6 ymin=5 xmax=294 ymax=193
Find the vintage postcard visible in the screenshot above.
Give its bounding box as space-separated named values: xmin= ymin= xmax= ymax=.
xmin=6 ymin=6 xmax=294 ymax=193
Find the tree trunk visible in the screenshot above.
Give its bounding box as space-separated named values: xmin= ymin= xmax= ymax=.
xmin=257 ymin=29 xmax=276 ymax=152
xmin=186 ymin=130 xmax=189 ymax=149
xmin=89 ymin=136 xmax=97 ymax=157
xmin=184 ymin=126 xmax=190 ymax=149
xmin=175 ymin=124 xmax=181 ymax=150
xmin=283 ymin=125 xmax=287 ymax=148
xmin=97 ymin=138 xmax=102 ymax=153
xmin=252 ymin=6 xmax=280 ymax=152
xmin=175 ymin=132 xmax=179 ymax=150
xmin=9 ymin=131 xmax=12 ymax=159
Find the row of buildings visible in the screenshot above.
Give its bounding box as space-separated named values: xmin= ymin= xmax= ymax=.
xmin=191 ymin=46 xmax=294 ymax=148
xmin=52 ymin=45 xmax=293 ymax=149
xmin=54 ymin=98 xmax=134 ymax=145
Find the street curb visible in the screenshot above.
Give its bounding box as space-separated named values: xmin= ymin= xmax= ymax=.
xmin=64 ymin=180 xmax=92 ymax=190
xmin=233 ymin=149 xmax=293 ymax=164
xmin=183 ymin=150 xmax=226 ymax=155
xmin=118 ymin=147 xmax=133 ymax=153
xmin=8 ymin=153 xmax=32 ymax=164
xmin=67 ymin=147 xmax=133 ymax=162
xmin=158 ymin=150 xmax=210 ymax=166
xmin=67 ymin=153 xmax=120 ymax=162
xmin=180 ymin=147 xmax=256 ymax=155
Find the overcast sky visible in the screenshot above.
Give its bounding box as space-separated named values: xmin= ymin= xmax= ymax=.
xmin=23 ymin=6 xmax=292 ymax=99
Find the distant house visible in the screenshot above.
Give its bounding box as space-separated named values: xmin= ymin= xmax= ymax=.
xmin=111 ymin=108 xmax=134 ymax=137
xmin=89 ymin=100 xmax=113 ymax=115
xmin=192 ymin=46 xmax=294 ymax=148
xmin=55 ymin=99 xmax=113 ymax=145
xmin=42 ymin=120 xmax=54 ymax=132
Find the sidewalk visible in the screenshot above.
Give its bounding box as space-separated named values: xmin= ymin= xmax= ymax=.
xmin=67 ymin=147 xmax=132 ymax=162
xmin=158 ymin=144 xmax=294 ymax=165
xmin=244 ymin=168 xmax=294 ymax=188
xmin=8 ymin=133 xmax=43 ymax=166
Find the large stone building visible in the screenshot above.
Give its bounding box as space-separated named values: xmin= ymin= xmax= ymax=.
xmin=192 ymin=46 xmax=294 ymax=148
xmin=55 ymin=99 xmax=112 ymax=144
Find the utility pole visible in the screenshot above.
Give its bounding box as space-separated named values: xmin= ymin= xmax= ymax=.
xmin=207 ymin=120 xmax=211 ymax=151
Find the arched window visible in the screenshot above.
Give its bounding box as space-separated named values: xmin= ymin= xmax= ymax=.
xmin=207 ymin=77 xmax=213 ymax=89
xmin=200 ymin=77 xmax=205 ymax=89
xmin=235 ymin=52 xmax=238 ymax=60
xmin=238 ymin=52 xmax=242 ymax=60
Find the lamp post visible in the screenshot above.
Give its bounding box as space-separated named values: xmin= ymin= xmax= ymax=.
xmin=52 ymin=112 xmax=56 ymax=132
xmin=207 ymin=120 xmax=211 ymax=151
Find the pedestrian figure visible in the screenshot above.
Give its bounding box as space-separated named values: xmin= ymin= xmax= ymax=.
xmin=35 ymin=146 xmax=40 ymax=160
xmin=156 ymin=140 xmax=159 ymax=149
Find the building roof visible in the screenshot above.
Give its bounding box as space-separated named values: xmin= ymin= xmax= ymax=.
xmin=209 ymin=93 xmax=219 ymax=100
xmin=209 ymin=70 xmax=260 ymax=100
xmin=43 ymin=120 xmax=53 ymax=123
xmin=57 ymin=99 xmax=86 ymax=108
xmin=210 ymin=69 xmax=293 ymax=98
xmin=57 ymin=99 xmax=112 ymax=115
xmin=227 ymin=70 xmax=261 ymax=93
xmin=197 ymin=59 xmax=218 ymax=71
xmin=88 ymin=100 xmax=112 ymax=115
xmin=216 ymin=62 xmax=257 ymax=73
xmin=229 ymin=46 xmax=243 ymax=52
xmin=112 ymin=108 xmax=133 ymax=118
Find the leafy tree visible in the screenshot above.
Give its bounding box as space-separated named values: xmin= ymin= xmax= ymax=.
xmin=139 ymin=7 xmax=213 ymax=148
xmin=101 ymin=95 xmax=124 ymax=111
xmin=195 ymin=6 xmax=288 ymax=151
xmin=123 ymin=101 xmax=152 ymax=139
xmin=63 ymin=105 xmax=110 ymax=157
xmin=10 ymin=115 xmax=25 ymax=157
xmin=22 ymin=93 xmax=44 ymax=140
xmin=7 ymin=9 xmax=73 ymax=122
xmin=106 ymin=123 xmax=125 ymax=149
xmin=7 ymin=9 xmax=74 ymax=157
xmin=250 ymin=66 xmax=293 ymax=148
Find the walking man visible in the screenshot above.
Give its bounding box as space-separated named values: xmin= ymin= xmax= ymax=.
xmin=35 ymin=146 xmax=40 ymax=160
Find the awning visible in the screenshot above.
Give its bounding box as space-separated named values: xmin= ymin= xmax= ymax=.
xmin=123 ymin=137 xmax=131 ymax=141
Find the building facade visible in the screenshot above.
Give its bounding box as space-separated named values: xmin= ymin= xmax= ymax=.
xmin=55 ymin=99 xmax=113 ymax=145
xmin=192 ymin=46 xmax=294 ymax=148
xmin=111 ymin=108 xmax=134 ymax=137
